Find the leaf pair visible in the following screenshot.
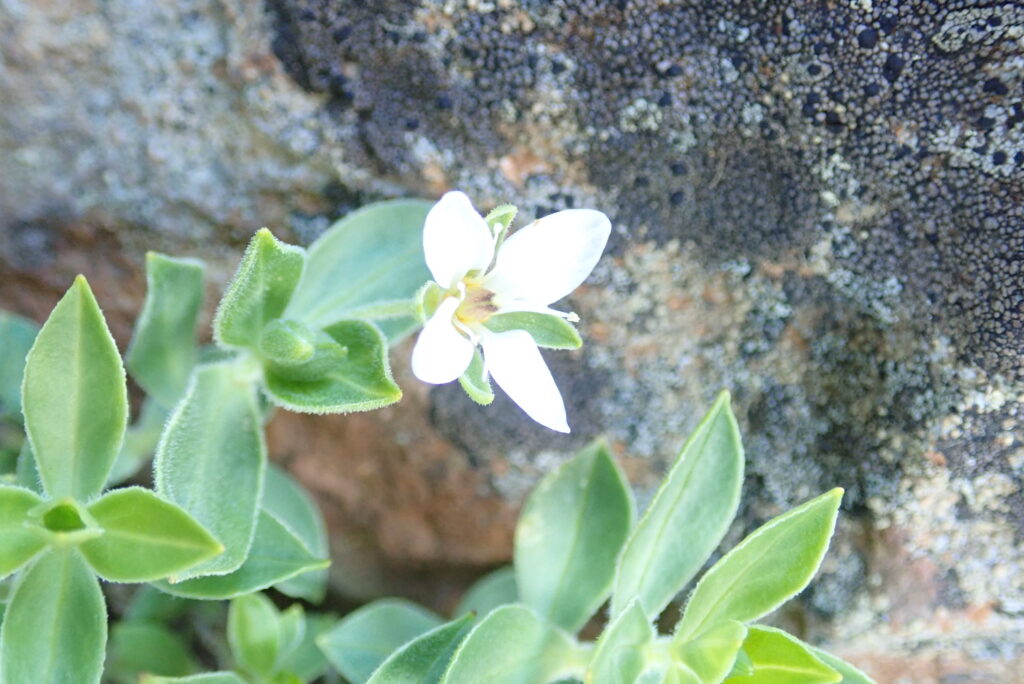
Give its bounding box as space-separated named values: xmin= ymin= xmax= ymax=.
xmin=1 ymin=277 xmax=224 ymax=684
xmin=213 ymin=228 xmax=402 ymax=416
xmin=227 ymin=592 xmax=329 ymax=682
xmin=152 ymin=466 xmax=329 ymax=600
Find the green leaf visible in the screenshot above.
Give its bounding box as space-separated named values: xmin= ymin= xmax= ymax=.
xmin=457 ymin=348 xmax=494 ymax=405
xmin=259 ymin=319 xmax=317 ymax=366
xmin=368 ymin=613 xmax=474 ymax=684
xmin=612 ymin=391 xmax=744 ymax=620
xmin=15 ymin=441 xmax=41 ymax=494
xmin=153 ymin=510 xmax=329 ymax=599
xmin=263 ymin=319 xmax=402 ymax=414
xmin=228 ymin=593 xmax=281 ymax=677
xmin=124 ymin=585 xmax=194 ymax=623
xmin=642 ymin=668 xmax=680 ymax=684
xmin=141 ymin=674 xmax=247 ymax=684
xmin=285 ymin=199 xmax=434 ymax=342
xmin=108 ymin=397 xmax=168 ymax=487
xmin=441 ymin=604 xmax=581 ymax=684
xmin=0 ymin=485 xmax=46 ymax=579
xmin=318 ymin=598 xmax=443 ymax=684
xmin=214 ymin=228 xmax=306 ymax=350
xmin=675 ymin=489 xmax=844 ymax=641
xmin=108 ymin=620 xmax=199 ymax=681
xmin=484 ymin=312 xmax=582 ymax=350
xmin=728 ymin=650 xmax=755 ymax=678
xmin=455 ymin=565 xmax=517 ymax=618
xmin=277 ymin=604 xmax=307 ymax=666
xmin=263 ymin=465 xmax=329 ymax=601
xmin=723 ymin=627 xmax=840 ymax=684
xmin=586 ymin=599 xmax=655 ymax=684
xmin=805 ymin=648 xmax=876 ymax=684
xmin=155 ymin=360 xmax=265 ymax=578
xmin=126 ymin=253 xmax=205 ymax=408
xmin=0 ymin=550 xmax=107 ymax=684
xmin=278 ymin=613 xmax=334 ymax=682
xmin=674 ymin=620 xmax=747 ymax=684
xmin=79 ymin=487 xmax=223 ymax=582
xmin=0 ymin=310 xmax=38 ymax=421
xmin=515 ymin=440 xmax=635 ymax=633
xmin=22 ymin=276 xmax=128 ymax=501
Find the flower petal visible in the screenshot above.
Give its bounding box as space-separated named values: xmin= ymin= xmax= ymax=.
xmin=412 ymin=297 xmax=474 ymax=384
xmin=480 ymin=328 xmax=569 ymax=433
xmin=423 ymin=191 xmax=495 ymax=288
xmin=484 ymin=209 xmax=611 ymax=306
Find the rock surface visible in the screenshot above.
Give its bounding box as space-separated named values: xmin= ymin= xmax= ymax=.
xmin=2 ymin=0 xmax=1023 ymax=680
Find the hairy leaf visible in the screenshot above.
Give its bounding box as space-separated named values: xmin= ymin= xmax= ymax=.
xmin=806 ymin=647 xmax=877 ymax=684
xmin=612 ymin=391 xmax=744 ymax=619
xmin=214 ymin=228 xmax=305 ymax=349
xmin=14 ymin=441 xmax=41 ymax=494
xmin=259 ymin=319 xmax=317 ymax=366
xmin=484 ymin=312 xmax=581 ymax=350
xmin=456 ymin=565 xmax=517 ymax=619
xmin=263 ymin=465 xmax=329 ymax=601
xmin=79 ymin=487 xmax=223 ymax=582
xmin=155 ymin=361 xmax=265 ymax=578
xmin=318 ymin=599 xmax=443 ymax=684
xmin=368 ymin=613 xmax=474 ymax=684
xmin=228 ymin=593 xmax=281 ymax=677
xmin=108 ymin=620 xmax=199 ymax=682
xmin=674 ymin=620 xmax=747 ymax=684
xmin=285 ymin=199 xmax=433 ymax=342
xmin=0 ymin=550 xmax=107 ymax=684
xmin=153 ymin=510 xmax=328 ymax=599
xmin=676 ymin=489 xmax=844 ymax=641
xmin=723 ymin=627 xmax=840 ymax=684
xmin=263 ymin=319 xmax=401 ymax=414
xmin=107 ymin=398 xmax=168 ymax=487
xmin=442 ymin=604 xmax=580 ymax=684
xmin=516 ymin=440 xmax=634 ymax=632
xmin=123 ymin=586 xmax=194 ymax=623
xmin=22 ymin=276 xmax=128 ymax=500
xmin=141 ymin=674 xmax=247 ymax=684
xmin=126 ymin=253 xmax=205 ymax=408
xmin=586 ymin=599 xmax=655 ymax=684
xmin=0 ymin=485 xmax=46 ymax=579
xmin=278 ymin=613 xmax=334 ymax=682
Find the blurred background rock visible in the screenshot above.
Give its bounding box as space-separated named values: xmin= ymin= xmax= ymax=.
xmin=1 ymin=2 xmax=1022 ymax=680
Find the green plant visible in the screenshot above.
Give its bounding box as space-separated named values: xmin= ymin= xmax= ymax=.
xmin=0 ymin=277 xmax=222 ymax=682
xmin=318 ymin=394 xmax=876 ymax=684
xmin=0 ymin=194 xmax=875 ymax=683
xmin=123 ymin=592 xmax=333 ymax=684
xmin=0 ymin=194 xmax=614 ymax=682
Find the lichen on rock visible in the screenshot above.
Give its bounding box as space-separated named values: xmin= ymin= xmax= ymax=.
xmin=2 ymin=0 xmax=1023 ymax=677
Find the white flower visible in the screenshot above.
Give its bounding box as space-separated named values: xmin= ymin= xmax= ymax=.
xmin=411 ymin=191 xmax=611 ymax=433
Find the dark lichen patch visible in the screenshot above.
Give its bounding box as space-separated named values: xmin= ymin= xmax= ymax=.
xmin=267 ymin=0 xmax=1024 ymax=379
xmin=259 ymin=0 xmax=1024 ymax=652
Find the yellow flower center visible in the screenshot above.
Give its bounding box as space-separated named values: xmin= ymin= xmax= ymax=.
xmin=455 ymin=279 xmax=498 ymax=325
